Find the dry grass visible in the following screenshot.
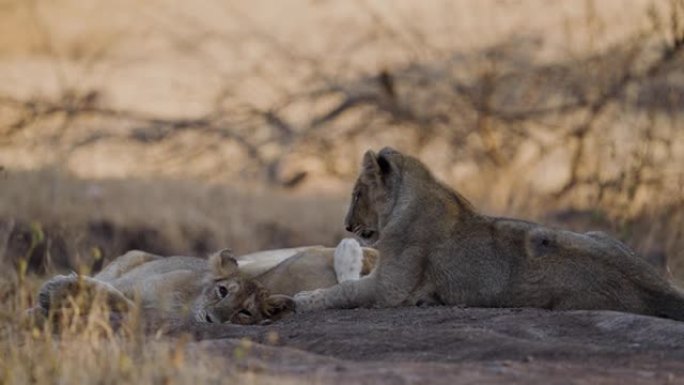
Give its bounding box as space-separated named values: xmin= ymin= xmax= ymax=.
xmin=0 ymin=270 xmax=300 ymax=385
xmin=0 ymin=168 xmax=350 ymax=275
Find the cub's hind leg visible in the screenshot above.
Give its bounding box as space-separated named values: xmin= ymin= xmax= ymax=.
xmin=333 ymin=238 xmax=364 ymax=283
xmin=94 ymin=250 xmax=163 ymax=282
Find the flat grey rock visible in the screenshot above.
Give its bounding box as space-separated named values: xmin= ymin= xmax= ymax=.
xmin=172 ymin=306 xmax=684 ymax=384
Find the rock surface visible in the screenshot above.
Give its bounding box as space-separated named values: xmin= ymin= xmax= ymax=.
xmin=178 ymin=306 xmax=684 ymax=384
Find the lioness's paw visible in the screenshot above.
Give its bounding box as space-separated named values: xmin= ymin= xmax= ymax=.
xmin=294 ymin=289 xmax=328 ymax=312
xmin=334 ymin=238 xmax=363 ymax=283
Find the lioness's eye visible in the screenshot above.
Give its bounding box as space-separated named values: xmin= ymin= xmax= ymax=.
xmin=218 ymin=285 xmax=228 ymax=298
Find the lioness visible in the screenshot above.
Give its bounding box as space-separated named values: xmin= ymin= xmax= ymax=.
xmin=294 ymin=147 xmax=684 ymax=321
xmin=34 ymin=238 xmax=377 ymax=325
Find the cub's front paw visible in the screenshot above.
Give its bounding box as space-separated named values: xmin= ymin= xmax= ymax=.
xmin=293 ymin=289 xmax=328 ymax=312
xmin=334 ymin=238 xmax=363 ymax=283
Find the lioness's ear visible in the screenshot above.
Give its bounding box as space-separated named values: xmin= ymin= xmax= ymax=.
xmin=263 ymin=294 xmax=295 ymax=319
xmin=209 ymin=248 xmax=238 ymax=278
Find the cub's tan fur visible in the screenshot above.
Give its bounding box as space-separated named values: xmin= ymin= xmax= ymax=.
xmin=295 ymin=147 xmax=684 ymax=321
xmin=35 ymin=239 xmax=377 ymax=325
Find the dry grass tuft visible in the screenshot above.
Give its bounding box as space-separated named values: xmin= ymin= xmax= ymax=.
xmin=0 ymin=269 xmax=295 ymax=385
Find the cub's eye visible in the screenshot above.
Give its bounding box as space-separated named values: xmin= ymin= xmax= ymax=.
xmin=238 ymin=309 xmax=252 ymax=318
xmin=218 ymin=285 xmax=228 ymax=298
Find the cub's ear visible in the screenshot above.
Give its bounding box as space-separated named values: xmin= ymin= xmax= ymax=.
xmin=376 ymin=153 xmax=392 ymax=176
xmin=209 ymin=248 xmax=238 ymax=278
xmin=362 ymin=150 xmax=379 ymax=174
xmin=263 ymin=294 xmax=295 ymax=320
xmin=378 ymin=146 xmax=399 ymax=157
xmin=362 ymin=147 xmax=400 ymax=178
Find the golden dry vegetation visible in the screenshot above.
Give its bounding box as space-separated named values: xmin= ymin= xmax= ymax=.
xmin=1 ymin=270 xmax=298 ymax=384
xmin=1 ymin=1 xmax=684 ymax=384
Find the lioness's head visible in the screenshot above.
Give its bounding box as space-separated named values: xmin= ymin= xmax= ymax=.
xmin=344 ymin=147 xmax=406 ymax=245
xmin=195 ymin=249 xmax=295 ymax=325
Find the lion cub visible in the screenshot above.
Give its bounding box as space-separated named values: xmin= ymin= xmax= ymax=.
xmin=33 ymin=238 xmax=377 ymax=325
xmin=295 ymin=147 xmax=684 ymax=321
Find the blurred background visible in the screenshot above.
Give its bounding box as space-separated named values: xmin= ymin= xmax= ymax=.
xmin=0 ymin=0 xmax=682 ymax=280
